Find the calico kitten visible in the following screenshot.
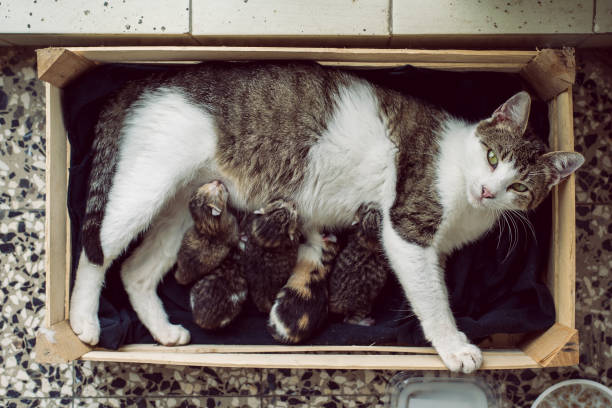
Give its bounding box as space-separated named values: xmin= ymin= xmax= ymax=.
xmin=268 ymin=234 xmax=339 ymax=343
xmin=240 ymin=199 xmax=301 ymax=313
xmin=70 ymin=61 xmax=583 ymax=373
xmin=190 ymin=250 xmax=247 ymax=330
xmin=175 ymin=181 xmax=239 ymax=286
xmin=329 ymin=203 xmax=390 ymax=326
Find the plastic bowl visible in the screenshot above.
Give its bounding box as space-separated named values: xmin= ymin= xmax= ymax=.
xmin=531 ymin=379 xmax=612 ymax=408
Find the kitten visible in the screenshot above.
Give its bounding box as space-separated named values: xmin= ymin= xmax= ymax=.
xmin=268 ymin=234 xmax=339 ymax=343
xmin=190 ymin=250 xmax=247 ymax=330
xmin=70 ymin=61 xmax=583 ymax=373
xmin=329 ymin=203 xmax=390 ymax=326
xmin=175 ymin=181 xmax=239 ymax=286
xmin=240 ymin=199 xmax=301 ymax=313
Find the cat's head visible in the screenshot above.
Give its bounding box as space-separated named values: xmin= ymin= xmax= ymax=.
xmin=464 ymin=91 xmax=584 ymax=211
xmin=352 ymin=202 xmax=382 ymax=250
xmin=248 ymin=199 xmax=300 ymax=248
xmin=189 ymin=180 xmax=230 ymax=231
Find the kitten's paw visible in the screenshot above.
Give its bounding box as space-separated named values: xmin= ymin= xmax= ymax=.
xmin=435 ymin=334 xmax=483 ymax=373
xmin=152 ymin=324 xmax=191 ymax=346
xmin=69 ymin=311 xmax=100 ymax=346
xmin=345 ymin=315 xmax=376 ymax=326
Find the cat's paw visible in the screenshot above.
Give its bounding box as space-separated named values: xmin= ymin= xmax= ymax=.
xmin=70 ymin=310 xmax=100 ymax=346
xmin=152 ymin=323 xmax=191 ymax=346
xmin=435 ymin=333 xmax=483 ymax=373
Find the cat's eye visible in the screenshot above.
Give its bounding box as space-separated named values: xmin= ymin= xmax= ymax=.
xmin=487 ymin=149 xmax=498 ymax=168
xmin=509 ymin=183 xmax=528 ymax=192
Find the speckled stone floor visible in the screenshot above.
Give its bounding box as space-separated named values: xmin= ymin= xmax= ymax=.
xmin=0 ymin=47 xmax=610 ymax=408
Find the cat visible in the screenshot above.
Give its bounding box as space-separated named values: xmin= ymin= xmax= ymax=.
xmin=268 ymin=233 xmax=339 ymax=343
xmin=174 ymin=180 xmax=239 ymax=286
xmin=329 ymin=203 xmax=390 ymax=326
xmin=68 ymin=61 xmax=584 ymax=373
xmin=190 ymin=249 xmax=247 ymax=330
xmin=239 ymin=199 xmax=301 ymax=314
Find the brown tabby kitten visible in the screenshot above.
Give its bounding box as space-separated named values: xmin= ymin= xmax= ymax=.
xmin=175 ymin=181 xmax=239 ymax=286
xmin=268 ymin=234 xmax=339 ymax=343
xmin=329 ymin=203 xmax=390 ymax=326
xmin=190 ymin=250 xmax=247 ymax=330
xmin=240 ymin=199 xmax=301 ymax=313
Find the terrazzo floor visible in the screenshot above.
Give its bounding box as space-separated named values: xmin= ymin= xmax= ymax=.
xmin=0 ymin=47 xmax=610 ymax=407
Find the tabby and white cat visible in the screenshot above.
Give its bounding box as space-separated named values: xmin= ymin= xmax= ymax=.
xmin=69 ymin=61 xmax=583 ymax=373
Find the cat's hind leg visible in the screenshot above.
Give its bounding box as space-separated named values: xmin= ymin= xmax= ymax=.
xmin=120 ymin=189 xmax=194 ymax=345
xmin=70 ymin=89 xmax=219 ymax=345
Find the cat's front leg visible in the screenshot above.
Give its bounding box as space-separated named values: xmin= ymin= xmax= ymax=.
xmin=381 ymin=215 xmax=482 ymax=373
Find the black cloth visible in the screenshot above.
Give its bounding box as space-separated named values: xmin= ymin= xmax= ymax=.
xmin=62 ymin=63 xmax=555 ymax=349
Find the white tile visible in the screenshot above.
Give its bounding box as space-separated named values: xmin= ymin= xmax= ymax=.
xmin=595 ymin=0 xmax=612 ymax=33
xmin=393 ymin=0 xmax=593 ymax=35
xmin=0 ymin=0 xmax=189 ymax=34
xmin=191 ymin=0 xmax=389 ymax=37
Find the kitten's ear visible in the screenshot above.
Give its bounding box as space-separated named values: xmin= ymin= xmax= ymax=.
xmin=489 ymin=91 xmax=531 ymax=133
xmin=542 ymin=151 xmax=585 ymax=187
xmin=208 ymin=204 xmax=222 ymax=216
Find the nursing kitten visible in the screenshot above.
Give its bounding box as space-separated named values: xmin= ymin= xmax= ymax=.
xmin=329 ymin=203 xmax=390 ymax=326
xmin=240 ymin=199 xmax=301 ymax=313
xmin=175 ymin=181 xmax=239 ymax=286
xmin=190 ymin=251 xmax=247 ymax=330
xmin=268 ymin=234 xmax=339 ymax=343
xmin=70 ymin=61 xmax=584 ymax=373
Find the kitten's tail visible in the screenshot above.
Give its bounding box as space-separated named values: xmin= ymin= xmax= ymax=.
xmin=81 ymin=85 xmax=142 ymax=265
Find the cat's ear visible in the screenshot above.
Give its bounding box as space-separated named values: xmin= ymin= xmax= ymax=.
xmin=489 ymin=91 xmax=531 ymax=133
xmin=542 ymin=151 xmax=585 ymax=188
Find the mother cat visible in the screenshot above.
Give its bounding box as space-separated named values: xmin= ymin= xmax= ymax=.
xmin=70 ymin=61 xmax=583 ymax=373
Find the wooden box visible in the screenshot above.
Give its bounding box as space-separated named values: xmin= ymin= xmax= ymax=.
xmin=35 ymin=46 xmax=579 ymax=369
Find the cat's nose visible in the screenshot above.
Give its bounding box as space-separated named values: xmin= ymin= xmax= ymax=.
xmin=481 ymin=186 xmax=495 ymax=199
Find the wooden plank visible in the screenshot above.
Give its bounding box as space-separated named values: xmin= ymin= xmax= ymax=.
xmin=521 ymin=323 xmax=578 ymax=367
xmin=44 ymin=83 xmax=69 ymax=327
xmin=35 ymin=320 xmax=91 ymax=364
xmin=546 ymin=331 xmax=579 ymax=367
xmin=66 ymin=46 xmax=538 ymax=64
xmin=547 ymin=90 xmax=577 ymax=329
xmin=81 ymin=349 xmax=539 ymax=370
xmin=520 ymin=48 xmax=575 ymax=101
xmin=321 ymin=61 xmax=525 ymax=72
xmin=112 ymin=344 xmax=438 ymax=354
xmin=36 ymin=48 xmax=97 ymax=88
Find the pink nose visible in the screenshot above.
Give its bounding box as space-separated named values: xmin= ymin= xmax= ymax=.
xmin=481 ymin=186 xmax=495 ymax=199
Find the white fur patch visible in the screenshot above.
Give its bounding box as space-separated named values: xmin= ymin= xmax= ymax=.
xmin=268 ymin=302 xmax=290 ymax=340
xmin=434 ymin=118 xmax=500 ymax=254
xmin=100 ymin=87 xmax=219 ymax=258
xmin=294 ymin=80 xmax=398 ymax=230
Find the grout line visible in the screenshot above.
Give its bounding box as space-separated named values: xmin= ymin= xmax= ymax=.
xmin=387 ymin=0 xmax=393 ymax=46
xmin=592 ymin=0 xmax=597 ymax=33
xmin=189 ymin=0 xmax=193 ymax=35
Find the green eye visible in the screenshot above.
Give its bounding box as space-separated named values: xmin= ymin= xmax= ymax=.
xmin=487 ymin=149 xmax=498 ymax=168
xmin=510 ymin=183 xmax=528 ymax=192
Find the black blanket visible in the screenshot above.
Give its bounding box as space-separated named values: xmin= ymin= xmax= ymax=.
xmin=62 ymin=63 xmax=555 ymax=349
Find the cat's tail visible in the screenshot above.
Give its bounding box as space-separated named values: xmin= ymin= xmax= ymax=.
xmin=81 ymin=84 xmax=143 ymax=265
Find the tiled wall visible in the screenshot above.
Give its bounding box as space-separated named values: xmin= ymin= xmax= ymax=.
xmin=0 ymin=0 xmax=611 ymax=47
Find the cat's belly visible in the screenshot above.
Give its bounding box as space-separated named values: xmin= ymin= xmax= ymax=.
xmin=203 ymin=81 xmax=399 ymax=232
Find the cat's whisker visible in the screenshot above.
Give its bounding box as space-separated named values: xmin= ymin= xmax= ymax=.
xmin=508 ymin=210 xmax=535 ymax=243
